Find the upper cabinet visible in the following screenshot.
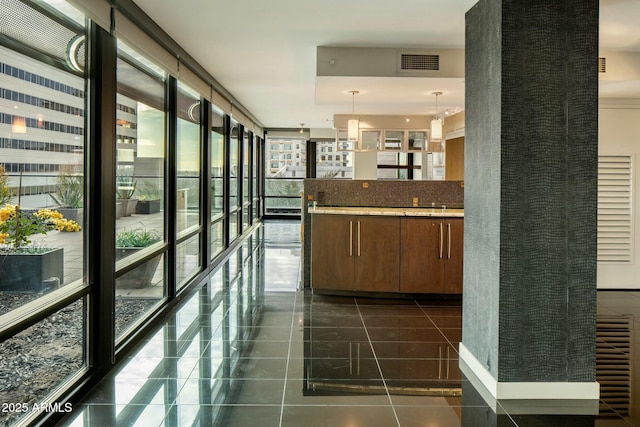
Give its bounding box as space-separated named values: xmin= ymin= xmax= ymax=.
xmin=360 ymin=129 xmax=382 ymax=150
xmin=336 ymin=128 xmax=430 ymax=152
xmin=407 ymin=130 xmax=428 ymax=151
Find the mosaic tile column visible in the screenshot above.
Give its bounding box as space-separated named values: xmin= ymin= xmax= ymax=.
xmin=461 ymin=0 xmax=599 ymax=400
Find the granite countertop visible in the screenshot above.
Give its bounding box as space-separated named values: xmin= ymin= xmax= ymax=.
xmin=308 ymin=206 xmax=464 ymax=217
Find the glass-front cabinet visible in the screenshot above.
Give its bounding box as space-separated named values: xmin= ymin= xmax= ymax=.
xmin=383 ymin=130 xmax=405 ymax=151
xmin=360 ymin=129 xmax=382 ymax=151
xmin=336 ymin=129 xmax=357 ymax=152
xmin=338 ymin=129 xmax=429 ymax=152
xmin=408 ymin=130 xmax=428 ymax=151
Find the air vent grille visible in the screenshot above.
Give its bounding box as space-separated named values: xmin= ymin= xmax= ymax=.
xmin=599 ymin=57 xmax=607 ymax=73
xmin=400 ymin=54 xmax=439 ymax=71
xmin=596 ymin=315 xmax=631 ymax=417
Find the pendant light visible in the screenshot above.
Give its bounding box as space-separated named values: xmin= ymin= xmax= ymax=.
xmin=347 ymin=90 xmax=360 ymax=142
xmin=299 ymin=123 xmax=305 ymax=134
xmin=431 ymin=91 xmax=443 ymax=142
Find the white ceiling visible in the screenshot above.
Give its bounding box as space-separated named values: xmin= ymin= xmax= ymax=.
xmin=132 ymin=0 xmax=640 ymax=129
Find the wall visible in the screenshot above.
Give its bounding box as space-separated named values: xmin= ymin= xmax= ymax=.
xmin=352 ymin=151 xmax=378 ymax=180
xmin=598 ymin=101 xmax=640 ymax=289
xmin=445 ymin=137 xmax=464 ymax=180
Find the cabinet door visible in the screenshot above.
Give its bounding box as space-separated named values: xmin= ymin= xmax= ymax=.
xmin=354 ymin=216 xmax=400 ymax=292
xmin=311 ymin=214 xmax=355 ymax=290
xmin=400 ymin=218 xmax=445 ymax=293
xmin=444 ymin=218 xmax=463 ymax=294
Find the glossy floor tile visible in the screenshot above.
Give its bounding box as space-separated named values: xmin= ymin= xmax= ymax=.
xmin=59 ymin=220 xmax=640 ymax=426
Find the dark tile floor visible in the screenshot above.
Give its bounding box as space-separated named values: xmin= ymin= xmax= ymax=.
xmin=59 ymin=220 xmax=640 ymax=426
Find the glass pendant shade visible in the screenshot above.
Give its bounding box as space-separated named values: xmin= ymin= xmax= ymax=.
xmin=430 ymin=118 xmax=442 ymax=141
xmin=348 ymin=119 xmax=359 ymax=140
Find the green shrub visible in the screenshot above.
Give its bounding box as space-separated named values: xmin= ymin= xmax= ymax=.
xmin=50 ymin=165 xmax=83 ymax=208
xmin=115 ymin=228 xmax=161 ymax=247
xmin=0 ymin=166 xmax=15 ymax=206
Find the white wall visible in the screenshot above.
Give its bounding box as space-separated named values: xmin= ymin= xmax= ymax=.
xmin=352 ymin=151 xmax=378 ymax=180
xmin=598 ymin=100 xmax=640 ymax=289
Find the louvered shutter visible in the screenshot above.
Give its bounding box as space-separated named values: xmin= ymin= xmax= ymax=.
xmin=598 ymin=155 xmax=633 ymax=262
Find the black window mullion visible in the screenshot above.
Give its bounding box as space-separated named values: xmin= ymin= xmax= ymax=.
xmin=306 ymin=140 xmax=316 ymax=179
xmin=87 ymin=21 xmax=117 ymax=368
xmin=259 ymin=134 xmax=265 ymax=218
xmin=166 ymin=76 xmax=177 ymax=300
xmin=248 ymin=131 xmax=254 ymax=225
xmin=223 ymin=114 xmax=231 ymax=249
xmin=238 ymin=125 xmax=244 ymax=234
xmin=201 ymin=99 xmax=212 ymax=266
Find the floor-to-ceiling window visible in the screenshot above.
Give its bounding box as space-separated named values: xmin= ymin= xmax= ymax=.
xmin=0 ymin=1 xmax=88 ymax=425
xmin=0 ymin=1 xmax=264 ymax=424
xmin=264 ymin=135 xmax=305 ymax=216
xmin=229 ymin=119 xmax=240 ymax=241
xmin=176 ymin=82 xmax=202 ymax=288
xmin=317 ymin=137 xmax=352 ymax=179
xmin=252 ymin=135 xmax=261 ymax=220
xmin=114 ymin=42 xmax=167 ymax=338
xmin=242 ymin=129 xmax=251 ymax=230
xmin=211 ymin=105 xmax=225 ymax=259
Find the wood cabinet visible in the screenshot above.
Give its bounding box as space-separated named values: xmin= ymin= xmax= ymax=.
xmin=311 ymin=213 xmax=462 ymax=295
xmin=310 ymin=214 xmax=354 ymax=291
xmin=400 ymin=217 xmax=463 ymax=294
xmin=311 ymin=214 xmax=400 ymax=292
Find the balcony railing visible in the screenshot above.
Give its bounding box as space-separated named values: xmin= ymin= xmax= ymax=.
xmin=264 ymin=177 xmax=303 ymax=216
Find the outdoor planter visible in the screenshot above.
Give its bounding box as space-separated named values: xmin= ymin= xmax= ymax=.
xmin=125 ymin=198 xmax=138 ymax=216
xmin=115 ymin=201 xmax=125 ymax=219
xmin=56 ymin=207 xmax=83 ymax=225
xmin=117 ymin=198 xmax=137 ymax=217
xmin=135 ymin=199 xmax=160 ymax=214
xmin=115 ymin=248 xmax=161 ymax=288
xmin=0 ymin=248 xmax=64 ymax=293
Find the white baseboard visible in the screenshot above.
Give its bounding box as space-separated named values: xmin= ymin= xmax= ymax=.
xmin=459 ymin=343 xmax=600 ymax=400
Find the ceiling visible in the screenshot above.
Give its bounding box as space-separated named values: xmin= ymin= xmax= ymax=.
xmin=131 ymin=0 xmax=640 ymax=130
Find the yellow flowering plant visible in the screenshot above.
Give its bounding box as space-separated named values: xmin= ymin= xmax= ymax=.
xmin=0 ymin=204 xmax=81 ymax=252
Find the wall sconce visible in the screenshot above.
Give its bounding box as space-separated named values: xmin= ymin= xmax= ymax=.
xmin=431 ymin=91 xmax=443 ymax=142
xmin=299 ymin=122 xmax=305 ymax=134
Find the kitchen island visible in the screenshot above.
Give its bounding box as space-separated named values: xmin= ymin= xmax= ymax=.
xmin=310 ymin=206 xmax=463 ymax=296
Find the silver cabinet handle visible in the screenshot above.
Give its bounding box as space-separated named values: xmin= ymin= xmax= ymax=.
xmin=447 ymin=223 xmax=451 ymax=259
xmin=439 ymin=223 xmax=443 ymax=259
xmin=349 ymin=221 xmax=353 ymax=256
xmin=357 ymin=221 xmax=361 ymax=257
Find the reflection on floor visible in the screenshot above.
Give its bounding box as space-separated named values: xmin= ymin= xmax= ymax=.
xmin=59 ymin=220 xmax=639 ymax=427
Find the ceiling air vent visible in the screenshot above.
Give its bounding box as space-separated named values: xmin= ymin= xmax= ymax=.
xmin=599 ymin=57 xmax=607 ymax=73
xmin=400 ymin=54 xmax=439 ymax=71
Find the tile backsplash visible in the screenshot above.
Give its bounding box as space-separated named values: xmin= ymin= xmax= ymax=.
xmin=303 ymin=179 xmax=464 ymax=208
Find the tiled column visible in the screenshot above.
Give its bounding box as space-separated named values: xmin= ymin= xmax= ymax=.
xmin=461 ymin=0 xmax=599 ymax=400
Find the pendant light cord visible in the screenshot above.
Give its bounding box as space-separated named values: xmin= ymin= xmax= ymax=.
xmin=432 ymin=91 xmax=443 ymax=121
xmin=349 ymin=90 xmax=359 ymax=118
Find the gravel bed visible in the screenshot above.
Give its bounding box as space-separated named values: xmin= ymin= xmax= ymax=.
xmin=0 ymin=293 xmax=159 ymax=427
